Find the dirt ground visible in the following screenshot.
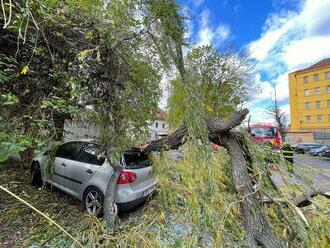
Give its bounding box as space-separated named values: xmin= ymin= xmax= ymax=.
xmin=0 ymin=159 xmax=88 ymax=247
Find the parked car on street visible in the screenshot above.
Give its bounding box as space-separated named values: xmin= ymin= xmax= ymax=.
xmin=30 ymin=140 xmax=158 ymax=215
xmin=293 ymin=143 xmax=323 ymax=154
xmin=306 ymin=146 xmax=330 ymax=156
xmin=320 ymin=148 xmax=330 ymax=158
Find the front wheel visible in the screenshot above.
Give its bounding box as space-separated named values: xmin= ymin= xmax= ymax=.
xmin=31 ymin=163 xmax=42 ymax=187
xmin=83 ymin=186 xmax=104 ymax=217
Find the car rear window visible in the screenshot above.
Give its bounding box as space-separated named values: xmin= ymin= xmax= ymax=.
xmin=122 ymin=150 xmax=151 ymax=168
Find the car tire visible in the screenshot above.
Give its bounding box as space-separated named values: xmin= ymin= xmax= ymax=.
xmin=83 ymin=186 xmax=105 ymax=217
xmin=31 ymin=162 xmax=42 ymax=187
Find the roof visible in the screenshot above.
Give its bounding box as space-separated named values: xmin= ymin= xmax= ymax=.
xmin=292 ymin=58 xmax=330 ymax=74
xmin=155 ymin=108 xmax=167 ymax=120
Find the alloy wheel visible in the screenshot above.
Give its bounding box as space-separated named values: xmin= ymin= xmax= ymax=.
xmin=85 ymin=190 xmax=102 ymax=215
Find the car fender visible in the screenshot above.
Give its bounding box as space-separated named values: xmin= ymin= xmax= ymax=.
xmin=31 ymin=154 xmax=47 ymax=179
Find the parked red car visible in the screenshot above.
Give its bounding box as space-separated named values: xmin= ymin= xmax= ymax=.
xmin=250 ymin=124 xmax=282 ymax=149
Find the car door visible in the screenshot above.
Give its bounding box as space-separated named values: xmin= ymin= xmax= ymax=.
xmin=64 ymin=142 xmax=105 ymax=199
xmin=51 ymin=142 xmax=81 ymax=188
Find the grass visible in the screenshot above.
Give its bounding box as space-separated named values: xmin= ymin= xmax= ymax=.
xmin=0 ymin=144 xmax=329 ymax=247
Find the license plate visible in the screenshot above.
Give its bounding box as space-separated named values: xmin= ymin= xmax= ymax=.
xmin=142 ymin=186 xmax=156 ymax=197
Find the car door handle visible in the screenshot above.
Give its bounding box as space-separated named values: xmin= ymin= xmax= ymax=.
xmin=86 ymin=169 xmax=93 ymax=174
xmin=61 ymin=163 xmax=67 ymax=167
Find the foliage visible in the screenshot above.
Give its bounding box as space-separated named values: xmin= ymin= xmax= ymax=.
xmin=1 ymin=145 xmax=329 ymax=247
xmin=1 ymin=0 xmax=183 ymax=161
xmin=167 ymin=45 xmax=252 ymax=128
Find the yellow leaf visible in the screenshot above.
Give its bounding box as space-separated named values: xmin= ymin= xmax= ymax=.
xmin=21 ymin=66 xmax=29 ymax=75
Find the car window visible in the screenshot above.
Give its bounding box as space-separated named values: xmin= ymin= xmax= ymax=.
xmin=122 ymin=150 xmax=151 ymax=168
xmin=251 ymin=128 xmax=276 ymax=138
xmin=56 ymin=142 xmax=81 ymax=160
xmin=76 ymin=143 xmax=105 ymax=166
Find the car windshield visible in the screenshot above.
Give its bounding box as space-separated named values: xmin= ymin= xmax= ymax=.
xmin=251 ymin=128 xmax=276 ymax=138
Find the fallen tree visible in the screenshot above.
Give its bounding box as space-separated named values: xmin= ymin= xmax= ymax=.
xmin=138 ymin=109 xmax=283 ymax=247
xmin=140 ymin=109 xmax=249 ymax=152
xmin=137 ymin=108 xmax=329 ymax=248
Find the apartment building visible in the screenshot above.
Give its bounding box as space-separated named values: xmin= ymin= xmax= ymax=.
xmin=287 ymin=59 xmax=330 ymax=144
xmin=289 ymin=58 xmax=330 ymax=131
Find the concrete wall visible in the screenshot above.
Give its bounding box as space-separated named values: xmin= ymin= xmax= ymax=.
xmin=314 ymin=132 xmax=330 ymax=145
xmin=286 ymin=131 xmax=330 ymax=145
xmin=64 ymin=118 xmax=169 ymax=142
xmin=63 ymin=119 xmax=99 ymax=142
xmin=286 ymin=131 xmax=314 ymax=145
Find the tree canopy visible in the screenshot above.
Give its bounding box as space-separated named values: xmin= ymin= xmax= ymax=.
xmin=167 ymin=45 xmax=252 ymax=128
xmin=0 ymin=0 xmax=185 ymax=162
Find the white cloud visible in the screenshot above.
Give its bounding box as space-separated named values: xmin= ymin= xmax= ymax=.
xmin=191 ymin=0 xmax=204 ymax=7
xmin=249 ymin=106 xmax=271 ymax=124
xmin=250 ymin=74 xmax=273 ymax=103
xmin=283 ymin=37 xmax=330 ymax=70
xmin=273 ymin=73 xmax=289 ymax=101
xmin=248 ymin=0 xmax=330 ymax=123
xmin=197 ymin=8 xmax=231 ymax=46
xmin=215 ymin=24 xmax=230 ymax=44
xmin=248 ymin=12 xmax=297 ymax=61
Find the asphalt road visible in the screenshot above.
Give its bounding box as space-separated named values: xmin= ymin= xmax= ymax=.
xmin=293 ymin=153 xmax=330 ymax=192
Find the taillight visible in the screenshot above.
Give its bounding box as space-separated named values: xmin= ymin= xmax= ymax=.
xmin=117 ymin=171 xmax=137 ymax=184
xmin=325 ymin=150 xmax=330 ymax=153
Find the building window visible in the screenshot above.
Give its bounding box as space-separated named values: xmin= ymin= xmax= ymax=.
xmin=327 ymin=85 xmax=330 ymax=93
xmin=325 ymin=71 xmax=330 ymax=79
xmin=329 ymin=115 xmax=330 ymax=122
xmin=305 ymin=102 xmax=311 ymax=109
xmin=313 ymin=74 xmax=319 ymax=81
xmin=304 ymin=89 xmax=310 ymax=96
xmin=316 ymin=101 xmax=321 ymax=109
xmin=162 ymin=123 xmax=165 ymax=128
xmin=303 ymin=76 xmax=309 ymax=83
xmin=317 ymin=115 xmax=322 ymax=123
xmin=328 ymin=100 xmax=330 ymax=108
xmin=155 ymin=122 xmax=158 ymax=128
xmin=314 ymin=87 xmax=320 ymax=94
xmin=306 ymin=116 xmax=311 ymax=123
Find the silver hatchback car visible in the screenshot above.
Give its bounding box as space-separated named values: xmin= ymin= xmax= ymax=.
xmin=30 ymin=140 xmax=158 ymax=215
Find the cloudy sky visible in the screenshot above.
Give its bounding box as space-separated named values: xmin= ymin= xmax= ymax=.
xmin=177 ymin=0 xmax=330 ymax=123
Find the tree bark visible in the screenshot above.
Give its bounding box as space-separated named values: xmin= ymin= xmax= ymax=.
xmin=140 ymin=108 xmax=249 ymax=152
xmin=220 ymin=132 xmax=285 ymax=248
xmin=103 ymin=165 xmax=122 ymax=227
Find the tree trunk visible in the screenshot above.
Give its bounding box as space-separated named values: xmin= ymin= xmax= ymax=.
xmin=19 ymin=148 xmax=34 ymax=170
xmin=103 ymin=165 xmax=122 ymax=227
xmin=140 ymin=109 xmax=249 ymax=152
xmin=20 ymin=122 xmax=35 ymax=169
xmin=53 ymin=111 xmax=67 ymax=141
xmin=221 ymin=132 xmax=285 ymax=248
